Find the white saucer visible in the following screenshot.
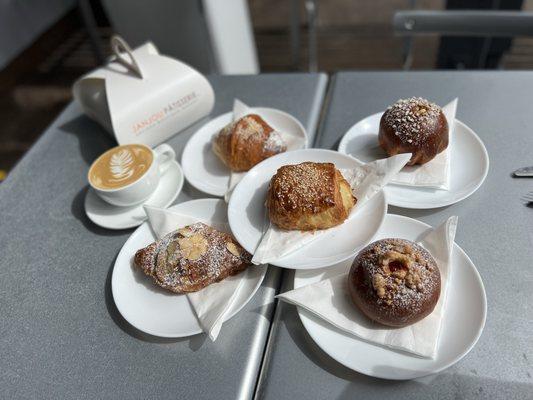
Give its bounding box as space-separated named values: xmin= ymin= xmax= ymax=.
xmin=181 ymin=107 xmax=307 ymax=196
xmin=111 ymin=199 xmax=267 ymax=338
xmin=228 ymin=149 xmax=387 ymax=269
xmin=338 ymin=112 xmax=489 ymax=209
xmin=85 ymin=160 xmax=184 ymax=230
xmin=294 ymin=214 xmax=487 ymax=380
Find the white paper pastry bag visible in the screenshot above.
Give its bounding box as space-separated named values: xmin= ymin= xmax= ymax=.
xmin=143 ymin=205 xmax=247 ymax=341
xmin=73 ymin=39 xmax=214 ymax=147
xmin=251 ymin=153 xmax=412 ymax=265
xmin=277 ymin=216 xmax=458 ymax=358
xmin=389 ymin=98 xmax=458 ymax=190
xmin=225 ymin=99 xmax=307 ymax=202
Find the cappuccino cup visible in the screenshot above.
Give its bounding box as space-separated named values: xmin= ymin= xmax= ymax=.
xmin=88 ymin=143 xmax=175 ymax=207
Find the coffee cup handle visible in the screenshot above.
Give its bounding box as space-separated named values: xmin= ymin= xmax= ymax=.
xmin=153 ymin=144 xmax=176 ymax=175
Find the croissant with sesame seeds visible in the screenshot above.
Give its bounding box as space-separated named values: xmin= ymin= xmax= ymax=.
xmin=266 ymin=162 xmax=356 ymax=231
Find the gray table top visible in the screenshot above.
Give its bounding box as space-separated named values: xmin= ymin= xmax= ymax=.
xmin=0 ymin=73 xmax=327 ymax=399
xmin=257 ymin=71 xmax=533 ymax=400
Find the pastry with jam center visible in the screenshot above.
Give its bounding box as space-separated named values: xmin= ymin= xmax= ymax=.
xmin=348 ymin=238 xmax=441 ymax=327
xmin=266 ymin=161 xmax=356 ymax=231
xmin=212 ymin=114 xmax=286 ymax=172
xmin=134 ymin=222 xmax=251 ymax=293
xmin=379 ymin=97 xmax=448 ymax=166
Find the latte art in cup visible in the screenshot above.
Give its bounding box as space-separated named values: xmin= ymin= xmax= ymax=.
xmin=89 ymin=144 xmax=153 ymax=190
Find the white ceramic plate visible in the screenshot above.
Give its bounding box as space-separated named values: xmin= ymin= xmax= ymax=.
xmin=85 ymin=160 xmax=184 ymax=230
xmin=294 ymin=214 xmax=487 ymax=380
xmin=338 ymin=112 xmax=489 ymax=209
xmin=111 ymin=199 xmax=267 ymax=337
xmin=181 ymin=108 xmax=307 ymax=196
xmin=228 ymin=149 xmax=387 ymax=269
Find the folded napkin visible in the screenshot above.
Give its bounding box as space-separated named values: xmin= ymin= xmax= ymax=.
xmin=224 ymin=99 xmax=307 ymax=202
xmin=277 ymin=216 xmax=458 ymax=358
xmin=390 ymin=98 xmax=458 ymax=190
xmin=143 ymin=205 xmax=256 ymax=341
xmin=251 ymin=153 xmax=412 ymax=265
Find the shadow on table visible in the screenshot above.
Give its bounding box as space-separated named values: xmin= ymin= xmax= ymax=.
xmin=280 ymin=301 xmax=381 ymax=383
xmin=246 ymin=266 xmax=283 ymax=321
xmin=278 ymin=299 xmax=439 ymax=384
xmin=280 ymin=301 xmax=533 ymax=396
xmin=59 ymin=115 xmax=130 ymax=237
xmin=104 ymin=253 xmax=208 ymax=350
xmin=334 ymin=373 xmax=533 ymax=400
xmin=281 ymin=303 xmax=428 ymax=385
xmin=59 ymin=114 xmax=115 ymax=166
xmin=71 ymin=186 xmax=129 ymax=237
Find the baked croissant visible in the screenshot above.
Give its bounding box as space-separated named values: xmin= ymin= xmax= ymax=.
xmin=212 ymin=114 xmax=286 ymax=172
xmin=134 ymin=223 xmax=251 ymax=293
xmin=266 ymin=162 xmax=356 ymax=231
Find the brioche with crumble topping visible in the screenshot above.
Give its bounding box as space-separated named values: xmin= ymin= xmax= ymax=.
xmin=212 ymin=114 xmax=286 ymax=172
xmin=134 ymin=222 xmax=251 ymax=293
xmin=348 ymin=238 xmax=440 ymax=327
xmin=266 ymin=162 xmax=356 ymax=231
xmin=379 ymin=97 xmax=448 ymax=166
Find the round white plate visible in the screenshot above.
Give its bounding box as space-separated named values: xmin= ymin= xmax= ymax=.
xmin=85 ymin=160 xmax=184 ymax=230
xmin=111 ymin=199 xmax=267 ymax=338
xmin=181 ymin=108 xmax=307 ymax=196
xmin=294 ymin=214 xmax=487 ymax=380
xmin=338 ymin=112 xmax=489 ymax=209
xmin=228 ymin=149 xmax=387 ymax=270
